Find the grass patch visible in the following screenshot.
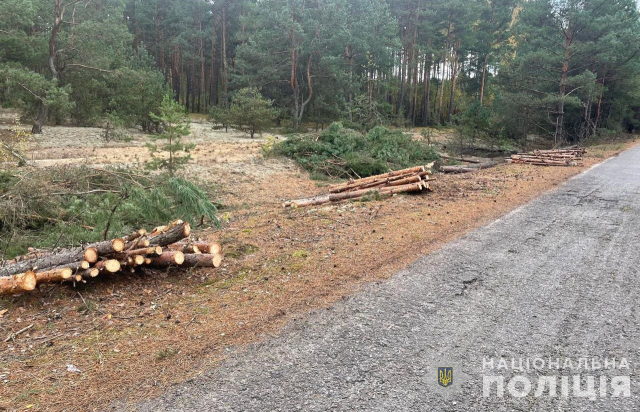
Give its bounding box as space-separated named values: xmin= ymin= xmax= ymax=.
xmin=210 ymin=270 xmax=249 ymax=290
xmin=155 ymin=347 xmax=178 ymax=361
xmin=292 ymin=250 xmax=309 ymax=258
xmin=77 ymin=299 xmax=98 ymax=314
xmin=225 ymin=243 xmax=259 ymax=259
xmin=271 ymin=122 xmax=439 ymax=179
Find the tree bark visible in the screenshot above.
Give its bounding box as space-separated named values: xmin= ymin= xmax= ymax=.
xmin=0 ymin=271 xmax=37 ymax=295
xmin=181 ymin=253 xmax=223 ymax=268
xmin=480 ymin=54 xmax=488 ymax=105
xmin=440 ymin=162 xmax=499 ymax=173
xmin=148 ymin=251 xmax=185 ymax=267
xmin=222 ymin=4 xmax=228 ymax=107
xmin=422 ymin=53 xmax=431 ymax=126
xmin=172 ymin=45 xmax=181 ymax=102
xmin=555 ymin=21 xmax=572 ymax=144
xmin=437 ymin=22 xmax=450 ymax=124
xmin=448 ymin=46 xmax=460 ymax=121
xmin=32 ymin=0 xmax=68 ymax=134
xmin=0 ymin=238 xmax=125 ymax=278
xmin=147 ymin=223 xmax=192 ymax=247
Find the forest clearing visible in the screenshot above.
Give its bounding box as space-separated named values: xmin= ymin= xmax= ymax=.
xmin=0 ymin=109 xmax=636 ymax=410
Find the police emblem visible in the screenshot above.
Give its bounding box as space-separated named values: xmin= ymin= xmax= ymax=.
xmin=438 ymin=367 xmax=453 ymax=387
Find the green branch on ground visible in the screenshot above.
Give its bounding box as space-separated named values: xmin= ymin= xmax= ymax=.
xmin=271 ymin=122 xmax=439 ymax=179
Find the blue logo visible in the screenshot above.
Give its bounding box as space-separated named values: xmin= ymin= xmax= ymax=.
xmin=438 ymin=367 xmax=453 ymax=387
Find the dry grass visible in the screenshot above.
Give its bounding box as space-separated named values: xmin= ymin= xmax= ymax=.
xmin=0 ymin=133 xmax=637 ymax=412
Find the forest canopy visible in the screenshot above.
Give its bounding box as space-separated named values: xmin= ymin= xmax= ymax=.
xmin=2 ymin=0 xmax=640 ymax=144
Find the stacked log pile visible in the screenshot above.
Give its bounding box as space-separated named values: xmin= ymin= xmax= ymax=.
xmin=509 ymin=147 xmax=586 ymax=166
xmin=0 ymin=221 xmax=223 ymax=295
xmin=283 ymin=164 xmax=434 ymax=208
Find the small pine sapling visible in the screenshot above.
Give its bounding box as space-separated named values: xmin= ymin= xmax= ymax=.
xmin=147 ymin=96 xmax=195 ymax=176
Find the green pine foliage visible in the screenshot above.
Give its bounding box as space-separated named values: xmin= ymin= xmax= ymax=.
xmin=2 ymin=0 xmax=640 ymax=144
xmin=208 ymin=88 xmax=278 ymax=138
xmin=229 ymin=88 xmax=278 ymax=138
xmin=272 ymin=123 xmax=438 ymax=178
xmin=0 ymin=167 xmax=219 ymax=259
xmin=147 ymin=96 xmax=195 ymax=176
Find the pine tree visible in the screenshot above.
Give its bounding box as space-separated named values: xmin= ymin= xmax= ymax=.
xmin=228 ymin=88 xmax=277 ymax=138
xmin=147 ymin=95 xmax=194 ymax=176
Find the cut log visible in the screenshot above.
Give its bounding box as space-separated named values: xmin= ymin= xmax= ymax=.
xmin=286 ymin=195 xmax=331 ymax=208
xmin=147 ymin=251 xmax=185 ymax=267
xmin=167 ymin=243 xmax=201 ymax=254
xmin=79 ymin=268 xmax=100 ymax=279
xmin=148 ymin=223 xmax=191 ymax=247
xmin=94 ymin=259 xmax=121 ymax=274
xmin=119 ymin=246 xmax=163 ymax=258
xmin=0 ymin=271 xmax=37 ymax=294
xmin=180 ymin=253 xmax=223 ymax=268
xmin=439 ymin=154 xmax=482 ymax=164
xmin=509 ymin=147 xmax=585 ymax=167
xmin=167 ymin=220 xmax=184 ymax=229
xmin=0 ymin=221 xmax=221 ymax=294
xmin=123 ymin=229 xmax=147 ymax=243
xmin=440 ymin=162 xmax=499 ymax=174
xmin=335 ymin=173 xmax=426 ymax=193
xmin=329 ymin=165 xmax=431 ymax=193
xmin=192 ymin=242 xmax=222 ymax=255
xmin=125 ymin=236 xmax=149 ymax=251
xmin=149 ymin=226 xmax=168 ymax=237
xmin=32 ymin=267 xmax=74 ymax=284
xmin=84 ymin=247 xmax=99 ymax=263
xmin=0 ymin=236 xmax=126 ymax=277
xmin=287 ymin=181 xmax=426 ymax=208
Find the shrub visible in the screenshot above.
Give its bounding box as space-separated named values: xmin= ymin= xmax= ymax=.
xmin=272 ymin=122 xmax=438 ymax=178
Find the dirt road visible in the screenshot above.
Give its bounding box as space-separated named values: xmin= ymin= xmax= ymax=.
xmin=132 ymin=145 xmax=640 ymax=411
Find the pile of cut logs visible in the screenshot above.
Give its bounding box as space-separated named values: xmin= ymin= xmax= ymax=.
xmin=0 ymin=221 xmax=222 ymax=295
xmin=509 ymin=146 xmax=586 ymax=166
xmin=283 ymin=164 xmax=434 ymax=208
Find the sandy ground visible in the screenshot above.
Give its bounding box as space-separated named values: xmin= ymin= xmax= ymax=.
xmin=0 ymin=115 xmax=637 ymax=411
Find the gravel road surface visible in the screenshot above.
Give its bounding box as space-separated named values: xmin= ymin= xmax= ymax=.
xmin=130 ymin=145 xmax=640 ymax=411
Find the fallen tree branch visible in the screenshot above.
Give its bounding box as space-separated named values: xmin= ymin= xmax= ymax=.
xmin=1 ymin=142 xmax=31 ymax=165
xmin=4 ymin=324 xmax=34 ymax=342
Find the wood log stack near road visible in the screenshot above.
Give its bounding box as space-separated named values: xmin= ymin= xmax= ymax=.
xmin=509 ymin=146 xmax=586 ymax=166
xmin=283 ymin=164 xmax=434 ymax=208
xmin=0 ymin=221 xmax=223 ymax=295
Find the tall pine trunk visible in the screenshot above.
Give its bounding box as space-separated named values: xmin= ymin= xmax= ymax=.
xmin=480 ymin=54 xmax=488 ymax=105
xmin=437 ymin=22 xmax=451 ymax=124
xmin=448 ymin=46 xmax=460 ymax=121
xmin=555 ymin=22 xmax=572 ymax=144
xmin=33 ymin=0 xmax=64 ymax=134
xmin=222 ymin=5 xmax=229 ymax=107
xmin=422 ymin=54 xmax=431 ymax=126
xmin=210 ymin=15 xmax=218 ymax=107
